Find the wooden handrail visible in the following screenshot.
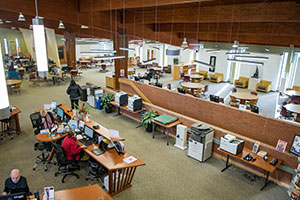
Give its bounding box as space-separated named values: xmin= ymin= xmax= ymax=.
xmin=119 ymin=78 xmax=152 ymax=104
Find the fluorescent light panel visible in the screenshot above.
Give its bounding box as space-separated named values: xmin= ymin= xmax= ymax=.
xmin=226 ymin=52 xmax=250 ymax=55
xmin=119 ymin=47 xmax=135 ymax=51
xmin=235 ymin=55 xmax=269 ymax=60
xmin=227 ymin=58 xmax=264 ymax=66
xmin=206 ymin=49 xmax=220 ymax=53
xmin=94 ymin=55 xmax=125 ymax=60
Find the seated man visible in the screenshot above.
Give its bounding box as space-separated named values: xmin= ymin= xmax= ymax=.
xmin=62 ymin=131 xmax=86 ymax=161
xmin=8 ymin=70 xmax=20 ymax=80
xmin=2 ymin=169 xmax=31 ymax=196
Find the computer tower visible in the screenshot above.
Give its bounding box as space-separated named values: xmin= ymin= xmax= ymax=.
xmin=128 ymin=95 xmax=142 ymax=111
xmin=115 ymin=92 xmax=128 ymax=106
xmin=188 ymin=122 xmax=214 ymax=162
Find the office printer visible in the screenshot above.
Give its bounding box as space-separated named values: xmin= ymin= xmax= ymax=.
xmin=128 ymin=95 xmax=142 ymax=111
xmin=115 ymin=92 xmax=128 ymax=106
xmin=220 ymin=134 xmax=244 ymax=155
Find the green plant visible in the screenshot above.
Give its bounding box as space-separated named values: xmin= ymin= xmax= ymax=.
xmin=141 ymin=109 xmax=159 ymax=128
xmin=100 ymin=93 xmax=115 ymax=111
xmin=77 ymin=103 xmax=91 ymax=115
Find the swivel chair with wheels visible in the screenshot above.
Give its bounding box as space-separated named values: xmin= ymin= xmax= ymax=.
xmin=32 ymin=142 xmax=51 ymax=171
xmin=0 ymin=117 xmax=16 ymax=140
xmin=52 ymin=143 xmax=80 ymax=183
xmin=85 ymin=158 xmax=105 ymax=187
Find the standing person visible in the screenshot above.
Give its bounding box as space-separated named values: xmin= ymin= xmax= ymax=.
xmin=66 ymin=80 xmax=82 ymax=109
xmin=2 ymin=169 xmax=31 ymax=196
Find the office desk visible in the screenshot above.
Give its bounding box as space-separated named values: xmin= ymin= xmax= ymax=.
xmin=6 ymin=79 xmax=22 ymax=94
xmin=10 ymin=107 xmax=22 ymax=134
xmin=284 ymin=104 xmax=300 ymax=118
xmin=39 ymin=184 xmax=113 ymax=200
xmin=152 ymin=119 xmax=181 ymax=145
xmin=218 ymin=147 xmax=282 ymax=191
xmin=230 ymin=92 xmax=258 ymax=105
xmin=78 ymin=142 xmax=145 ymax=195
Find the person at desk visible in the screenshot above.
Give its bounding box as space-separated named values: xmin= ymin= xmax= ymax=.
xmin=39 ymin=109 xmax=55 ymax=130
xmin=67 ymin=80 xmax=82 ymax=109
xmin=8 ymin=64 xmax=20 ymax=80
xmin=2 ymin=169 xmax=31 ymax=196
xmin=62 ymin=131 xmax=86 ymax=161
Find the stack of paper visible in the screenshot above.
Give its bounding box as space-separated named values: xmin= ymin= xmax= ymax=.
xmin=123 ymin=156 xmax=137 ymax=164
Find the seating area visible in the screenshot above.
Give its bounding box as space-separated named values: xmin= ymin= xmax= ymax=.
xmin=234 ymin=77 xmax=249 ymax=88
xmin=209 ymin=73 xmax=223 ymax=83
xmin=256 ymin=80 xmax=272 ymax=93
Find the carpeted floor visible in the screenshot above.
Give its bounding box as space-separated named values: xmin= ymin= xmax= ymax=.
xmin=0 ymin=67 xmax=289 ymax=200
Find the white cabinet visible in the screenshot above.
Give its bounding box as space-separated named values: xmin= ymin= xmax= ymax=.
xmin=248 ymin=78 xmax=261 ymax=91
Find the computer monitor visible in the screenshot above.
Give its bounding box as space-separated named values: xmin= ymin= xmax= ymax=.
xmin=84 ymin=126 xmax=94 ymax=138
xmin=56 ymin=106 xmax=64 ymax=119
xmin=13 ymin=65 xmax=18 ymax=69
xmin=0 ymin=192 xmax=26 ymax=200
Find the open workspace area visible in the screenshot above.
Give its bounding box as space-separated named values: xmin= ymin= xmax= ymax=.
xmin=0 ymin=0 xmax=300 ymax=200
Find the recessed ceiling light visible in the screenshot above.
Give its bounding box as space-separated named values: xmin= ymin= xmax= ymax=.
xmin=80 ymin=25 xmax=89 ymax=29
xmin=5 ymin=20 xmax=12 ymax=23
xmin=265 ymin=48 xmax=270 ymax=52
xmin=11 ymin=27 xmax=16 ymax=30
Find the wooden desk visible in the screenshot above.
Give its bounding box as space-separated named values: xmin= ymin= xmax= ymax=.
xmin=284 ymin=104 xmax=300 ymax=118
xmin=181 ymin=82 xmax=205 ymax=96
xmin=6 ymin=79 xmax=21 ymax=94
xmin=152 ymin=119 xmax=181 ymax=145
xmin=78 ymin=140 xmax=145 ymax=195
xmin=190 ymin=74 xmax=204 ymax=82
xmin=285 ymin=90 xmax=300 ymax=97
xmin=218 ymin=147 xmax=282 ymax=191
xmin=43 ymin=184 xmax=113 ymax=200
xmin=10 ymin=107 xmax=22 ymax=134
xmin=230 ymin=92 xmax=258 ymax=105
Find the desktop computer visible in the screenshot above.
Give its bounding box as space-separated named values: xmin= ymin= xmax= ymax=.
xmin=128 ymin=95 xmax=142 ymax=111
xmin=79 ymin=125 xmax=94 ymax=146
xmin=56 ymin=106 xmax=64 ymax=122
xmin=115 ymin=92 xmax=128 ymax=106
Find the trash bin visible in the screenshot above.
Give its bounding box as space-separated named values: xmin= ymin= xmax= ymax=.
xmin=96 ymin=95 xmax=102 ymax=110
xmin=80 ymin=85 xmax=89 ymax=102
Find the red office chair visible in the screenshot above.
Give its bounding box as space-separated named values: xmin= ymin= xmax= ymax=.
xmin=291 ymin=96 xmax=300 ymax=104
xmin=279 ymin=107 xmax=294 ymax=120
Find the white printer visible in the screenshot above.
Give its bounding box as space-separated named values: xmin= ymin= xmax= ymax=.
xmin=115 ymin=92 xmax=128 ymax=106
xmin=128 ymin=95 xmax=142 ymax=111
xmin=220 ymin=134 xmax=244 ymax=155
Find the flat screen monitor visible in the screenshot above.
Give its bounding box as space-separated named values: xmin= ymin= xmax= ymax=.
xmin=13 ymin=65 xmax=18 ymax=69
xmin=0 ymin=192 xmax=26 ymax=200
xmin=56 ymin=106 xmax=64 ymax=119
xmin=84 ymin=125 xmax=94 ymax=139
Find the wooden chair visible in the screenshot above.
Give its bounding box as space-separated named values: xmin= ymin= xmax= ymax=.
xmin=29 ymin=73 xmax=39 ymax=86
xmin=230 ymin=96 xmax=239 ymax=107
xmin=11 ymin=82 xmax=21 ymax=94
xmin=209 ymin=73 xmax=223 ymax=83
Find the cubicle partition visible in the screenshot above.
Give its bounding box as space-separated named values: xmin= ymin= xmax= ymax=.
xmin=115 ymin=78 xmax=300 ymax=186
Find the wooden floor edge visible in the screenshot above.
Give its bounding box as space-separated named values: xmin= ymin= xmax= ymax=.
xmin=213 ymin=152 xmax=290 ymax=189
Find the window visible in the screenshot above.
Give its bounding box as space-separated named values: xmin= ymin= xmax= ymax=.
xmin=4 ymin=38 xmax=9 ymax=55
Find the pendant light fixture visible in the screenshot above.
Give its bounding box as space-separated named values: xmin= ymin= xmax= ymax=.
xmin=227 ymin=58 xmax=264 ymax=66
xmin=58 ymin=20 xmax=65 ymax=29
xmin=18 ymin=12 xmax=26 ymax=21
xmin=181 ymin=38 xmax=188 ymax=48
xmin=193 ymin=59 xmax=214 ymax=70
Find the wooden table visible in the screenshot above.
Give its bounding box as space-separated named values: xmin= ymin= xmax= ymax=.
xmin=218 ymin=147 xmax=282 ymax=191
xmin=41 ymin=184 xmax=113 ymax=200
xmin=284 ymin=90 xmax=300 ymax=97
xmin=6 ymin=79 xmax=21 ymax=94
xmin=152 ymin=119 xmax=181 ymax=145
xmin=181 ymin=82 xmax=205 ymax=96
xmin=78 ymin=139 xmax=145 ymax=195
xmin=190 ymin=74 xmax=204 ymax=82
xmin=1 ymin=107 xmax=22 ymax=134
xmin=230 ymin=92 xmax=258 ymax=105
xmin=284 ymin=104 xmax=300 ymax=118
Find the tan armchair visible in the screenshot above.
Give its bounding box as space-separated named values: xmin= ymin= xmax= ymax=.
xmin=209 ymin=73 xmax=223 ymax=83
xmin=199 ymin=70 xmax=208 ymax=79
xmin=293 ymin=85 xmax=300 ymax=91
xmin=234 ymin=77 xmax=249 ymax=88
xmin=256 ymin=80 xmax=272 ymax=93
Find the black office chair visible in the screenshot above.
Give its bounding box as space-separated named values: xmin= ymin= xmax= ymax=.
xmin=155 ymin=82 xmax=163 ymax=88
xmin=0 ymin=117 xmax=16 ymax=140
xmin=251 ymin=105 xmax=259 ymax=114
xmin=33 ymin=142 xmax=51 ymax=171
xmin=53 ymin=143 xmax=80 ymax=183
xmin=30 ymin=112 xmax=42 ymax=135
xmin=177 ymin=87 xmax=186 ymax=94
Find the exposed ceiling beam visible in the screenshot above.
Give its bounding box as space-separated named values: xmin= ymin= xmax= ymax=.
xmin=125 ymin=1 xmax=300 ymax=24
xmin=79 ymin=0 xmax=212 ymax=12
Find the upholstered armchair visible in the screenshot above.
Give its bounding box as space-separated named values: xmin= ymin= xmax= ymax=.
xmin=234 ymin=77 xmax=249 ymax=88
xmin=293 ymin=85 xmax=300 ymax=91
xmin=199 ymin=70 xmax=208 ymax=79
xmin=256 ymin=80 xmax=272 ymax=93
xmin=209 ymin=73 xmax=223 ymax=83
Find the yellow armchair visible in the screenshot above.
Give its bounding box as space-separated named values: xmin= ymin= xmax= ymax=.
xmin=234 ymin=77 xmax=249 ymax=88
xmin=292 ymin=85 xmax=300 ymax=91
xmin=209 ymin=72 xmax=223 ymax=83
xmin=199 ymin=70 xmax=208 ymax=79
xmin=256 ymin=80 xmax=272 ymax=93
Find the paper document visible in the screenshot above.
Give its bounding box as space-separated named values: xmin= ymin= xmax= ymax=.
xmin=40 ymin=129 xmax=50 ymax=134
xmin=76 ymin=135 xmax=83 ymax=140
xmin=44 ymin=104 xmax=52 ymax=110
xmin=123 ymin=156 xmax=137 ymax=164
xmin=109 ymin=129 xmax=120 ymax=138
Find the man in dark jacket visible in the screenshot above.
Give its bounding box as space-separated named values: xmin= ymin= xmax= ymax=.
xmin=67 ymin=80 xmax=82 ymax=109
xmin=2 ymin=169 xmax=30 ymax=196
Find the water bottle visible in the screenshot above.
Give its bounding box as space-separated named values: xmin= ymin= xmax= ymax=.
xmin=34 ymin=190 xmax=40 ymax=200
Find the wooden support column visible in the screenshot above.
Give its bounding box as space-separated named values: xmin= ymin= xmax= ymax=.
xmin=64 ymin=30 xmax=76 ymax=69
xmin=113 ymin=28 xmax=128 ymax=90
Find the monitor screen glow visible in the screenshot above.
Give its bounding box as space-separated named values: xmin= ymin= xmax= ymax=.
xmin=84 ymin=126 xmax=94 ymax=138
xmin=56 ymin=107 xmax=64 ymax=119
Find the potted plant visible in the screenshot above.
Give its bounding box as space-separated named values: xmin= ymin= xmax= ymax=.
xmin=100 ymin=93 xmax=115 ymax=113
xmin=141 ymin=109 xmax=159 ymax=132
xmin=75 ymin=103 xmax=91 ymax=121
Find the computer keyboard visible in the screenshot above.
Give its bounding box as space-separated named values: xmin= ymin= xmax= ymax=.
xmin=79 ymin=138 xmax=93 ymax=146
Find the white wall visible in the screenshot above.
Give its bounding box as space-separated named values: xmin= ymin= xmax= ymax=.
xmin=238 ymin=53 xmax=281 ymax=91
xmin=294 ymin=57 xmax=300 ymax=86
